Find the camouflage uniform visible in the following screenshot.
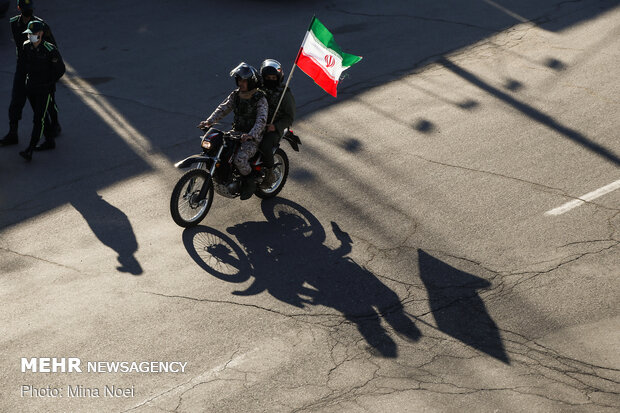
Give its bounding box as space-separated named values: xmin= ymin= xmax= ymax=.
xmin=206 ymin=88 xmax=268 ymax=175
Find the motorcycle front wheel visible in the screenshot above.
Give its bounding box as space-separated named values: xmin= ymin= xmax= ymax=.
xmin=255 ymin=148 xmax=289 ymax=199
xmin=170 ymin=169 xmax=214 ymax=227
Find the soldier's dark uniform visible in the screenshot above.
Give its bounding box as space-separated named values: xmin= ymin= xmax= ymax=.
xmin=256 ymin=59 xmax=295 ymax=189
xmin=260 ymin=84 xmax=295 ymax=167
xmin=10 ymin=13 xmax=55 ymax=50
xmin=15 ymin=20 xmax=65 ymax=161
xmin=1 ymin=0 xmax=59 ymax=145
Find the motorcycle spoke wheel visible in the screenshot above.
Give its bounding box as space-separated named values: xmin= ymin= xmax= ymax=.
xmin=170 ymin=169 xmax=214 ymax=227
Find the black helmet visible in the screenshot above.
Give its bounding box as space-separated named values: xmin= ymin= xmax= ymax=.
xmin=260 ymin=59 xmax=283 ymax=83
xmin=230 ymin=62 xmax=259 ymax=90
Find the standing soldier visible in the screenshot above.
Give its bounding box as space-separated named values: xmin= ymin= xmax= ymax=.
xmin=15 ymin=20 xmax=65 ymax=161
xmin=1 ymin=0 xmax=58 ymax=147
xmin=258 ymin=59 xmax=295 ymax=188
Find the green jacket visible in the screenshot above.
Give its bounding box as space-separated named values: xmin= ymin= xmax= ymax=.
xmin=264 ymin=86 xmax=295 ymax=137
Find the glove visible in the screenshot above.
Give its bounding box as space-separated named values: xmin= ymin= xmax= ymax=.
xmin=197 ymin=120 xmax=212 ymax=129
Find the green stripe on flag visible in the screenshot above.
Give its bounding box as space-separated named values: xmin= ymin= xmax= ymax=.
xmin=310 ymin=17 xmax=362 ymax=67
xmin=342 ymin=52 xmax=362 ymax=68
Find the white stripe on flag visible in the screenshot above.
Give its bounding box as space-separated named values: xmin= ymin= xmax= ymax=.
xmin=302 ymin=30 xmax=343 ymax=81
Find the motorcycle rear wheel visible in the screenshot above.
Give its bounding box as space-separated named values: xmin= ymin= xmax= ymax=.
xmin=255 ymin=148 xmax=289 ymax=199
xmin=170 ymin=169 xmax=214 ymax=227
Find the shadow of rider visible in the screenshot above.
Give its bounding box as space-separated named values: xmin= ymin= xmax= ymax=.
xmin=225 ymin=198 xmax=420 ymax=357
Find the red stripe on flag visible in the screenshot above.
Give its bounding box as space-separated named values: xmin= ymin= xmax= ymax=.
xmin=296 ymin=49 xmax=338 ymax=97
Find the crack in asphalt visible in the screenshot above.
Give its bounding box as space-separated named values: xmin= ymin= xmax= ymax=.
xmin=123 ymin=348 xmax=244 ymax=413
xmin=6 ymin=3 xmax=618 ymax=413
xmin=272 ymin=233 xmax=618 ymax=409
xmin=607 ymin=211 xmax=620 ymax=239
xmin=328 ymin=7 xmax=502 ymax=32
xmin=492 ymin=242 xmax=619 ymax=297
xmin=290 ymin=337 xmax=620 ymax=412
xmin=0 ymin=245 xmax=82 ymax=273
xmin=534 ymin=0 xmax=603 ymax=26
xmin=143 ymin=291 xmax=300 ymax=317
xmin=358 ymin=237 xmax=619 ymax=308
xmin=413 ymin=155 xmax=620 ymax=212
xmin=143 ymin=290 xmax=418 ymax=329
xmin=141 ymin=257 xmax=619 ymax=412
xmin=291 ymin=350 xmax=615 ymax=412
xmin=59 ymin=82 xmax=198 ymax=120
xmin=0 ymin=164 xmax=144 ymax=221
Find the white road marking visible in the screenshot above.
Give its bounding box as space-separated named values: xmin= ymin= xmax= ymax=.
xmin=545 ymin=179 xmax=620 ymax=216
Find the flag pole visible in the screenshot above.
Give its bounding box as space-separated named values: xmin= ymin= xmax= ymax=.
xmin=269 ymin=64 xmax=296 ymax=125
xmin=268 ymin=16 xmax=315 ymax=125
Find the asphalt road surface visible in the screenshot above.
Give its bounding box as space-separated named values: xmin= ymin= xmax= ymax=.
xmin=1 ymin=1 xmax=619 ymax=412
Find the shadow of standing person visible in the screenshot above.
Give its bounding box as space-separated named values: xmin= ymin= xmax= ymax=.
xmin=223 ymin=198 xmax=420 ymax=357
xmin=71 ymin=191 xmax=142 ymax=275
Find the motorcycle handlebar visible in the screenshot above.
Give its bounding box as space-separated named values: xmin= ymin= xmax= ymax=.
xmin=199 ymin=128 xmax=244 ymax=140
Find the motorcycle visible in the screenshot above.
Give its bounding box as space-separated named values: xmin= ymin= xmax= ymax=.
xmin=169 ymin=127 xmax=301 ymax=227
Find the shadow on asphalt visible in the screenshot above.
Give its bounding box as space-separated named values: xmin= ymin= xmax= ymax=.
xmin=1 ymin=0 xmax=617 ymax=231
xmin=184 ymin=197 xmax=421 ymax=358
xmin=183 ymin=197 xmax=508 ymax=361
xmin=71 ymin=191 xmax=142 ymax=275
xmin=182 ymin=224 xmax=252 ymax=284
xmin=418 ymin=249 xmax=509 ymax=363
xmin=438 ymin=57 xmax=620 ymax=166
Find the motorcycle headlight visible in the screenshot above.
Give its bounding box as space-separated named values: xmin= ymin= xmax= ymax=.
xmin=201 ymin=139 xmax=212 ymax=150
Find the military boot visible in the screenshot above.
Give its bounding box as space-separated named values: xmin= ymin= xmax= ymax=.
xmin=0 ymin=123 xmax=18 ymax=146
xmin=240 ymin=173 xmax=258 ymax=200
xmin=259 ymin=167 xmax=276 ymax=189
xmin=19 ymin=147 xmax=33 ymax=162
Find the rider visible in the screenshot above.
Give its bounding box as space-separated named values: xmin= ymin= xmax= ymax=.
xmin=199 ymin=62 xmax=268 ymax=200
xmin=258 ymin=59 xmax=295 ymax=188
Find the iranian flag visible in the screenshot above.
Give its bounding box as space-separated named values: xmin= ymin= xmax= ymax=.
xmin=295 ymin=17 xmax=362 ymax=97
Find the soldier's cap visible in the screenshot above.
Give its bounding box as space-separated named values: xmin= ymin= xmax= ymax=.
xmin=18 ymin=0 xmax=34 ymax=11
xmin=23 ymin=20 xmax=44 ymax=34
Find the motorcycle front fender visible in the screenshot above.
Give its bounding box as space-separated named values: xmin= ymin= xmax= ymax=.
xmin=174 ymin=154 xmax=212 ymax=169
xmin=282 ymin=131 xmax=301 ymax=152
